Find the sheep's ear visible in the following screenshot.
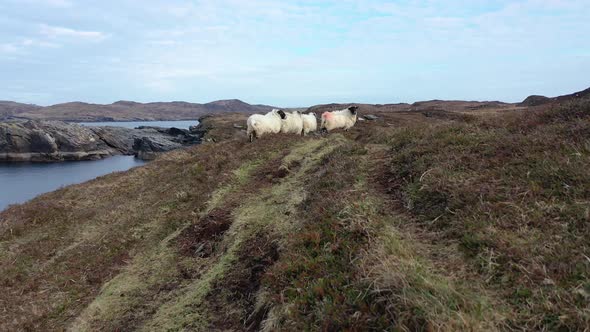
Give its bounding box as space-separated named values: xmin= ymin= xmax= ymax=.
xmin=278 ymin=110 xmax=286 ymax=119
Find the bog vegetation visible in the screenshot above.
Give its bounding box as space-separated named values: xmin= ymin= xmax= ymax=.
xmin=1 ymin=98 xmax=589 ymax=331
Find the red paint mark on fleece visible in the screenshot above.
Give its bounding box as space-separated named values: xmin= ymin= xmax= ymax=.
xmin=322 ymin=112 xmax=333 ymax=119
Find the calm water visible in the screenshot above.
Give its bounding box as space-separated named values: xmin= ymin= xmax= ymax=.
xmin=0 ymin=121 xmax=200 ymax=212
xmin=77 ymin=120 xmax=199 ymax=129
xmin=0 ymin=156 xmax=146 ymax=212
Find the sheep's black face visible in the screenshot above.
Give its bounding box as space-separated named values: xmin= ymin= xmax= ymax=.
xmin=277 ymin=110 xmax=286 ymax=119
xmin=348 ymin=106 xmax=359 ymax=114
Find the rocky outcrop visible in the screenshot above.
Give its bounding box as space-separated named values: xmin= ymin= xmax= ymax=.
xmin=132 ymin=136 xmax=183 ymax=161
xmin=131 ymin=127 xmax=200 ymax=160
xmin=89 ymin=126 xmax=137 ymax=154
xmin=0 ymin=121 xmax=114 ymax=162
xmin=0 ymin=120 xmax=203 ymax=162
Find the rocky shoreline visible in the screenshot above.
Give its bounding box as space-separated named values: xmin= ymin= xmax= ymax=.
xmin=0 ymin=120 xmax=204 ymax=162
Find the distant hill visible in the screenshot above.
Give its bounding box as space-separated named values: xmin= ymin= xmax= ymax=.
xmin=307 ymin=100 xmax=517 ymax=115
xmin=520 ymin=87 xmax=590 ymax=106
xmin=6 ymin=86 xmax=589 ymax=122
xmin=0 ymin=101 xmax=42 ymax=119
xmin=2 ymin=99 xmax=275 ymax=122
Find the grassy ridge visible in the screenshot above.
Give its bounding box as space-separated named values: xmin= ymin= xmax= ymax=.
xmin=1 ymin=99 xmax=589 ymax=330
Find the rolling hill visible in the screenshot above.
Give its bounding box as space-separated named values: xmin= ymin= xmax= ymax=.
xmin=0 ymin=101 xmax=42 ymax=119
xmin=1 ymin=99 xmax=275 ymax=122
xmin=520 ymin=87 xmax=590 ymax=107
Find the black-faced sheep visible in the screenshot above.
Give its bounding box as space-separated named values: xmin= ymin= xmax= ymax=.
xmin=320 ymin=106 xmax=359 ymax=132
xmin=246 ymin=109 xmax=286 ymax=142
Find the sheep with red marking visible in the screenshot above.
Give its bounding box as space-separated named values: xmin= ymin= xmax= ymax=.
xmin=320 ymin=106 xmax=359 ymax=132
xmin=246 ymin=109 xmax=286 ymax=142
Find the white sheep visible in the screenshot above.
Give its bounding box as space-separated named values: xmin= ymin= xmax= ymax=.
xmin=301 ymin=112 xmax=317 ymax=136
xmin=246 ymin=109 xmax=286 ymax=142
xmin=280 ymin=111 xmax=304 ymax=135
xmin=320 ymin=106 xmax=359 ymax=132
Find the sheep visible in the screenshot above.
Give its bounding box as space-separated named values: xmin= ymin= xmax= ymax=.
xmin=246 ymin=109 xmax=286 ymax=142
xmin=301 ymin=112 xmax=317 ymax=136
xmin=320 ymin=106 xmax=359 ymax=132
xmin=280 ymin=111 xmax=304 ymax=135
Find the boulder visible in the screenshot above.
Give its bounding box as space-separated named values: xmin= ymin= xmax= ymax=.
xmin=0 ymin=120 xmax=115 ymax=161
xmin=90 ymin=126 xmax=136 ymax=154
xmin=132 ymin=136 xmax=184 ymax=160
xmin=29 ymin=130 xmax=58 ymax=153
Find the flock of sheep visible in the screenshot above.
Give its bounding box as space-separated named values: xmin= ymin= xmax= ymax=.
xmin=246 ymin=106 xmax=359 ymax=142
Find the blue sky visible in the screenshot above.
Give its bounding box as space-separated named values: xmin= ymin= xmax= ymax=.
xmin=0 ymin=0 xmax=588 ymax=106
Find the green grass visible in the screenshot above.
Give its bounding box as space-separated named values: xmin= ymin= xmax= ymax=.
xmin=139 ymin=136 xmax=345 ymax=331
xmin=72 ymin=148 xmax=285 ymax=331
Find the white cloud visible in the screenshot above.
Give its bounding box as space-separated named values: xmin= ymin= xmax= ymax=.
xmin=40 ymin=24 xmax=106 ymax=41
xmin=14 ymin=0 xmax=72 ymax=7
xmin=21 ymin=38 xmax=60 ymax=48
xmin=0 ymin=43 xmax=19 ymax=53
xmin=0 ymin=38 xmax=60 ymax=54
xmin=43 ymin=0 xmax=72 ymax=6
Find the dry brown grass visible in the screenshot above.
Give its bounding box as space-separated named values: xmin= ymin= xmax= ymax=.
xmin=376 ymin=99 xmax=590 ymax=330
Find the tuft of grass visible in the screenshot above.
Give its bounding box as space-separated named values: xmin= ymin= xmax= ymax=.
xmin=366 ymin=222 xmax=504 ymax=330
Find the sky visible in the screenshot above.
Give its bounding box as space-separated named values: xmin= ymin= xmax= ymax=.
xmin=0 ymin=0 xmax=589 ymax=107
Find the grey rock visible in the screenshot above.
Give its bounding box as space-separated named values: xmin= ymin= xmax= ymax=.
xmin=0 ymin=120 xmax=115 ymax=161
xmin=90 ymin=126 xmax=136 ymax=154
xmin=0 ymin=120 xmax=203 ymax=162
xmin=132 ymin=136 xmax=183 ymax=160
xmin=364 ymin=114 xmax=378 ymax=120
